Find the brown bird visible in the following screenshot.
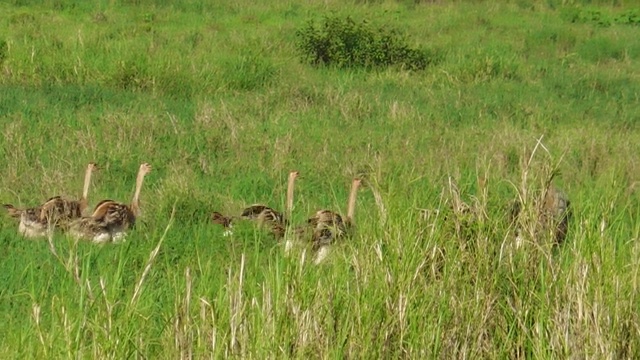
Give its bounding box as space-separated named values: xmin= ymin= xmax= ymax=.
xmin=540 ymin=185 xmax=571 ymax=243
xmin=510 ymin=184 xmax=571 ymax=245
xmin=70 ymin=163 xmax=152 ymax=243
xmin=211 ymin=211 xmax=234 ymax=237
xmin=218 ymin=171 xmax=300 ymax=239
xmin=306 ymin=178 xmax=362 ymax=251
xmin=211 ymin=211 xmax=233 ymax=228
xmin=3 ymin=162 xmax=98 ymax=238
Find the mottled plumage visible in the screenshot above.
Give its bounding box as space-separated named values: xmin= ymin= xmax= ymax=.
xmin=218 ymin=171 xmax=299 ymax=239
xmin=3 ymin=163 xmax=97 ymax=238
xmin=211 ymin=211 xmax=233 ymax=228
xmin=241 ymin=204 xmax=286 ymax=226
xmin=510 ymin=185 xmax=571 ymax=245
xmin=68 ymin=216 xmax=114 ymax=244
xmin=541 ymin=186 xmax=571 ymax=244
xmin=70 ymin=163 xmax=151 ymax=243
xmin=307 ymin=209 xmax=346 ymax=249
xmin=305 ymin=178 xmax=361 ymax=250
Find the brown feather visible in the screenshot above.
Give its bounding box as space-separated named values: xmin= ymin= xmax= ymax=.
xmin=306 ymin=178 xmax=361 ymax=249
xmin=3 ymin=163 xmax=97 ymax=237
xmin=3 ymin=204 xmax=23 ymax=219
xmin=240 ymin=171 xmax=299 ymax=239
xmin=70 ymin=163 xmax=151 ymax=243
xmin=211 ymin=211 xmax=233 ymax=228
xmin=510 ymin=185 xmax=571 ymax=244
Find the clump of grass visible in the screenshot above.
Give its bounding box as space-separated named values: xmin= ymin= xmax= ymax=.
xmin=577 ymin=36 xmax=627 ymax=63
xmin=221 ymin=52 xmax=278 ymax=91
xmin=111 ymin=57 xmax=152 ymax=91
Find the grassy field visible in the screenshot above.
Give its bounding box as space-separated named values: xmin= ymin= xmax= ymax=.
xmin=1 ymin=0 xmax=639 ymax=358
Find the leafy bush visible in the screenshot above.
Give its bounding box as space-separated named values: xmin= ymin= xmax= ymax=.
xmin=295 ymin=15 xmax=433 ymax=71
xmin=0 ymin=40 xmax=7 ymax=65
xmin=615 ymin=9 xmax=640 ymax=25
xmin=564 ymin=8 xmax=613 ymax=26
xmin=562 ymin=7 xmax=640 ymax=27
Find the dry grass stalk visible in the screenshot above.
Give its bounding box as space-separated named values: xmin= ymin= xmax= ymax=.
xmin=131 ymin=204 xmax=176 ymax=307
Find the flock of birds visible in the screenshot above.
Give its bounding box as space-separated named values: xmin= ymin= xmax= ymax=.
xmin=210 ymin=171 xmax=362 ymax=249
xmin=3 ymin=163 xmax=152 ymax=243
xmin=2 ymin=162 xmax=572 ymax=264
xmin=2 ymin=164 xmax=363 ymax=258
xmin=198 ymin=169 xmax=362 ymax=263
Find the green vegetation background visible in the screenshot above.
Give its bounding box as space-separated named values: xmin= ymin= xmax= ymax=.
xmin=0 ymin=0 xmax=638 ymax=358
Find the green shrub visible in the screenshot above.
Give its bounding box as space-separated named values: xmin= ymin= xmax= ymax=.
xmin=295 ymin=15 xmax=432 ymax=71
xmin=0 ymin=40 xmax=7 ymax=65
xmin=615 ymin=9 xmax=640 ymax=25
xmin=562 ymin=7 xmax=640 ymax=27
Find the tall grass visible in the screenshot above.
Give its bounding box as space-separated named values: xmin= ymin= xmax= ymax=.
xmin=0 ymin=0 xmax=639 ymax=357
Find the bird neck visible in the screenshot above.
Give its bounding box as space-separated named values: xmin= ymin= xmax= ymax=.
xmin=286 ymin=174 xmax=297 ymax=218
xmin=80 ymin=165 xmax=94 ymax=212
xmin=130 ymin=168 xmax=147 ymax=217
xmin=346 ymin=180 xmax=361 ymax=223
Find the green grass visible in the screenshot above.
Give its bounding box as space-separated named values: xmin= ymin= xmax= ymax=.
xmin=1 ymin=0 xmax=639 ymax=357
